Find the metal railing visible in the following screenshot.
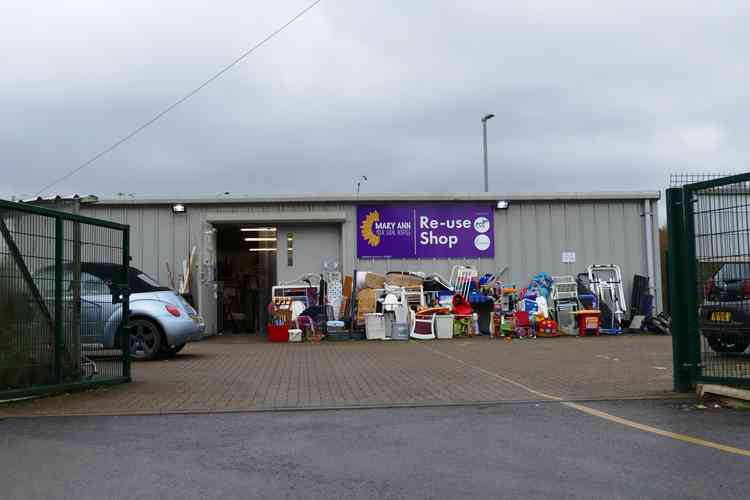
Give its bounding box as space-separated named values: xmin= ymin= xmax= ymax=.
xmin=0 ymin=199 xmax=131 ymax=400
xmin=668 ymin=173 xmax=750 ymax=390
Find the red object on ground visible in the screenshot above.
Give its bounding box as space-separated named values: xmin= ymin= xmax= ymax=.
xmin=514 ymin=311 xmax=530 ymax=327
xmin=537 ymin=319 xmax=559 ymax=337
xmin=267 ymin=324 xmax=289 ymax=342
xmin=577 ymin=310 xmax=601 ymax=337
xmin=452 ymin=294 xmax=473 ymax=316
xmin=513 ymin=311 xmax=533 ymax=338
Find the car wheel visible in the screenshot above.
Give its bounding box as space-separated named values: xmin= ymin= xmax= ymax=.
xmin=129 ymin=318 xmax=162 ymax=360
xmin=706 ymin=337 xmax=750 ymax=354
xmin=159 ymin=343 xmax=186 ymax=357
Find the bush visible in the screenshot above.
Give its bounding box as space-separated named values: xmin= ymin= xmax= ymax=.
xmin=0 ymin=260 xmax=57 ymax=390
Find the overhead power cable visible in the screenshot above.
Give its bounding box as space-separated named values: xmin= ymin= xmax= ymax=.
xmin=35 ymin=0 xmax=323 ymax=196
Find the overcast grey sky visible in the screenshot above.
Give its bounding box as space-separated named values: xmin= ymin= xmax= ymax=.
xmin=1 ymin=1 xmax=746 ymax=199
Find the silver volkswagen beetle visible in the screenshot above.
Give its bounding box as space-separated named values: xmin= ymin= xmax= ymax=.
xmin=35 ymin=263 xmax=205 ymax=360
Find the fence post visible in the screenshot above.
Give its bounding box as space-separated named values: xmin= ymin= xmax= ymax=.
xmin=54 ymin=218 xmax=64 ymax=383
xmin=121 ymin=227 xmax=131 ymax=381
xmin=72 ymin=221 xmax=81 ymax=377
xmin=681 ymin=187 xmax=703 ymax=386
xmin=666 ymin=188 xmax=692 ymax=391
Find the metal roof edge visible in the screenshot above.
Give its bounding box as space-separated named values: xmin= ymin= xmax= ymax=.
xmin=85 ymin=191 xmax=661 ymax=206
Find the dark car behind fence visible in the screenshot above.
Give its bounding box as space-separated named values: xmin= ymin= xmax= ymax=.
xmin=0 ymin=199 xmax=131 ymax=400
xmin=668 ymin=173 xmax=750 ymax=391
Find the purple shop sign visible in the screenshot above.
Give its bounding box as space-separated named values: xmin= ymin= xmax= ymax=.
xmin=356 ymin=204 xmax=494 ymax=259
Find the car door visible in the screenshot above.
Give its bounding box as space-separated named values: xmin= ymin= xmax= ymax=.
xmin=78 ymin=272 xmax=114 ymax=346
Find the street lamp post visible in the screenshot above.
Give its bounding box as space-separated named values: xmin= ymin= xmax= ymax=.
xmin=356 ymin=175 xmax=368 ymax=194
xmin=481 ymin=113 xmax=495 ymax=192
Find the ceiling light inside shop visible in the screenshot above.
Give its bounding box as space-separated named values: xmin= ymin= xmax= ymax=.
xmin=249 ymin=248 xmax=277 ymax=252
xmin=240 ymin=227 xmax=276 ymax=232
xmin=244 ymin=237 xmax=277 ymax=242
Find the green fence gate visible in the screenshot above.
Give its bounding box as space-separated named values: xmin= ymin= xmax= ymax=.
xmin=668 ymin=173 xmax=750 ymax=391
xmin=0 ymin=199 xmax=131 ymax=400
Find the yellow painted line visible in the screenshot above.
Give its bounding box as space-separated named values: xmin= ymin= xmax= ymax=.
xmin=563 ymin=402 xmax=750 ymax=458
xmin=421 ymin=344 xmax=750 ymax=458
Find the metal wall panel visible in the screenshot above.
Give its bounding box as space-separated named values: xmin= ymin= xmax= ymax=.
xmin=275 ymin=223 xmax=342 ymax=283
xmin=353 ymin=200 xmax=649 ymax=305
xmin=80 ymin=197 xmax=658 ymax=334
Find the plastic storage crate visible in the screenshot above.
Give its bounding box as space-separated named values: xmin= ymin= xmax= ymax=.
xmin=326 ymin=320 xmax=349 ymax=341
xmin=365 ymin=313 xmax=387 ymax=340
xmin=577 ymin=310 xmax=601 ymax=336
xmin=434 ymin=315 xmax=455 ymax=339
xmin=267 ymin=324 xmax=289 ymax=342
xmin=391 ymin=322 xmax=409 ymax=340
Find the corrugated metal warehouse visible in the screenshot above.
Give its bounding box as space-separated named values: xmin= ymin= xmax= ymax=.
xmin=66 ymin=192 xmax=661 ymax=336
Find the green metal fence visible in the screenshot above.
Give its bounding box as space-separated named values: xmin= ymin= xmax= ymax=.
xmin=0 ymin=199 xmax=131 ymax=400
xmin=668 ymin=173 xmax=750 ymax=391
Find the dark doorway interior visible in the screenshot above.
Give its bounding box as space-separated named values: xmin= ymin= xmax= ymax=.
xmin=215 ymin=224 xmax=277 ymax=335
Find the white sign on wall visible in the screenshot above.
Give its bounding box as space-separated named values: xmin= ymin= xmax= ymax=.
xmin=561 ymin=251 xmax=576 ymax=264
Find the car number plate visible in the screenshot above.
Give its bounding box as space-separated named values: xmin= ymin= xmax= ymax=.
xmin=711 ymin=311 xmax=732 ymax=322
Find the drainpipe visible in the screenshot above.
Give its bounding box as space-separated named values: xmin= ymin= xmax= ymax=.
xmin=644 ymin=199 xmax=656 ymax=301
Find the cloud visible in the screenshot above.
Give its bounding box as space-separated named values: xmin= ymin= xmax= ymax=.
xmin=1 ymin=0 xmax=748 ymax=198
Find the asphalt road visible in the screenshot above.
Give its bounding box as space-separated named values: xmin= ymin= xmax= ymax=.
xmin=1 ymin=399 xmax=748 ymax=500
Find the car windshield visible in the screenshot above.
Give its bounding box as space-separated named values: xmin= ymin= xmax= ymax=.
xmin=33 ymin=264 xmax=171 ymax=295
xmin=127 ymin=270 xmax=171 ymax=293
xmin=34 ymin=269 xmax=109 ymax=296
xmin=137 ymin=273 xmax=163 ymax=289
xmin=714 ymin=263 xmax=750 ymax=283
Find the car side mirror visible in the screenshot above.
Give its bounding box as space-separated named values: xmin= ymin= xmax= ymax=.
xmin=109 ymin=282 xmax=128 ymax=304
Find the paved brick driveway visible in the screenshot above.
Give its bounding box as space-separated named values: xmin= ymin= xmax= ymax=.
xmin=0 ymin=335 xmax=675 ymax=417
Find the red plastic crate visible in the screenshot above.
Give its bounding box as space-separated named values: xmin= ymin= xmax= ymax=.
xmin=577 ymin=311 xmax=601 ymax=337
xmin=267 ymin=324 xmax=289 ymax=342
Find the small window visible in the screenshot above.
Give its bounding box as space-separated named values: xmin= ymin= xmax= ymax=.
xmin=79 ymin=272 xmax=108 ymax=296
xmin=287 ymin=232 xmax=294 ymax=267
xmin=136 ymin=273 xmax=163 ymax=288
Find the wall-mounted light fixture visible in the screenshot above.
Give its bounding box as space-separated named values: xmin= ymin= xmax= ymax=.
xmin=287 ymin=232 xmax=294 ymax=267
xmin=496 ymin=200 xmax=510 ymax=209
xmin=172 ymin=203 xmax=186 ymax=214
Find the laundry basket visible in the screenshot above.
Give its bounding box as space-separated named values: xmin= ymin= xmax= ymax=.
xmin=410 ymin=313 xmax=436 ymax=340
xmin=365 ymin=313 xmax=387 ymax=340
xmin=434 ymin=314 xmax=455 ymax=339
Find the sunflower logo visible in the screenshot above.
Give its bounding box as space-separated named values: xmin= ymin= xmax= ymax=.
xmin=360 ymin=210 xmax=381 ymax=247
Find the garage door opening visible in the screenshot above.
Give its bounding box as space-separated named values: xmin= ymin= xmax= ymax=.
xmin=215 ymin=224 xmax=277 ymax=335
